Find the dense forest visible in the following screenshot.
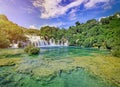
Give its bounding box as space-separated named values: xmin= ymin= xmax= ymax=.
xmin=0 ymin=12 xmax=120 ymax=57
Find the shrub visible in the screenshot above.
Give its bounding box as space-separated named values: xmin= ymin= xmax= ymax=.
xmin=18 ymin=42 xmax=23 ymax=48
xmin=28 ymin=47 xmax=40 ymax=55
xmin=24 ymin=45 xmax=40 ymax=55
xmin=0 ymin=31 xmax=10 ymax=48
xmin=24 ymin=44 xmax=33 ymax=53
xmin=111 ymin=46 xmax=120 ymax=57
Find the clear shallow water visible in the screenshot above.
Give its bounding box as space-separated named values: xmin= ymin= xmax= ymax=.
xmin=0 ymin=47 xmax=116 ymax=87
xmin=0 ymin=46 xmax=110 ymax=59
xmin=24 ymin=46 xmax=110 ymax=59
xmin=0 ymin=67 xmax=116 ymax=87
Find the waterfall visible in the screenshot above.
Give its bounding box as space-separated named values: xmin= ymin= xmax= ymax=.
xmin=26 ymin=35 xmax=68 ymax=47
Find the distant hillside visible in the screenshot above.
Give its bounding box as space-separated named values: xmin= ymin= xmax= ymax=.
xmin=66 ymin=12 xmax=120 ymax=57
xmin=0 ymin=14 xmax=9 ymax=21
xmin=0 ymin=14 xmax=40 ymax=48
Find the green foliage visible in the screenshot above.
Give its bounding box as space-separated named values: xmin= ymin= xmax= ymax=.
xmin=24 ymin=45 xmax=40 ymax=55
xmin=40 ymin=26 xmax=58 ymax=39
xmin=18 ymin=42 xmax=23 ymax=48
xmin=0 ymin=15 xmax=40 ymax=48
xmin=0 ymin=14 xmax=8 ymax=21
xmin=111 ymin=46 xmax=120 ymax=57
xmin=39 ymin=26 xmax=68 ymax=42
xmin=24 ymin=44 xmax=34 ymax=53
xmin=28 ymin=47 xmax=40 ymax=55
xmin=83 ymin=38 xmax=94 ymax=47
xmin=24 ymin=29 xmax=40 ymax=35
xmin=0 ymin=15 xmax=28 ymax=44
xmin=0 ymin=31 xmax=10 ymax=48
xmin=110 ymin=27 xmax=120 ymax=57
xmin=66 ymin=12 xmax=120 ymax=57
xmin=75 ymin=21 xmax=80 ymax=26
xmin=100 ymin=18 xmax=109 ymax=24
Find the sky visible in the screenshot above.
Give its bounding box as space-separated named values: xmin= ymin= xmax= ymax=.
xmin=0 ymin=0 xmax=120 ymax=29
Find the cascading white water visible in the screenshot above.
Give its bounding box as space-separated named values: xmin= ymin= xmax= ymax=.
xmin=26 ymin=35 xmax=68 ymax=47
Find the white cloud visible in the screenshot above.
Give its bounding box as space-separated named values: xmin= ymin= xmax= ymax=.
xmin=84 ymin=0 xmax=110 ymax=8
xmin=103 ymin=3 xmax=112 ymax=10
xmin=32 ymin=0 xmax=110 ymax=19
xmin=29 ymin=25 xmax=38 ymax=29
xmin=32 ymin=0 xmax=84 ymax=19
xmin=40 ymin=22 xmax=65 ymax=27
xmin=20 ymin=6 xmax=35 ymax=13
xmin=69 ymin=8 xmax=77 ymax=20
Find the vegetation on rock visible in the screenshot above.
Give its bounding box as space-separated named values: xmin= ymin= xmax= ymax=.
xmin=24 ymin=45 xmax=40 ymax=55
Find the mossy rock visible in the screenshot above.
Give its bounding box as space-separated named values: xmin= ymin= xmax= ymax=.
xmin=24 ymin=45 xmax=40 ymax=55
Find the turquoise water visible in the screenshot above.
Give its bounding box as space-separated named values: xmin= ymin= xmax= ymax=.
xmin=0 ymin=46 xmax=109 ymax=59
xmin=0 ymin=47 xmax=116 ymax=87
xmin=25 ymin=46 xmax=110 ymax=59
xmin=0 ymin=67 xmax=116 ymax=87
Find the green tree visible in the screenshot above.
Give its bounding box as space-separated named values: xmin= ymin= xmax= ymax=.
xmin=75 ymin=21 xmax=80 ymax=26
xmin=0 ymin=31 xmax=10 ymax=48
